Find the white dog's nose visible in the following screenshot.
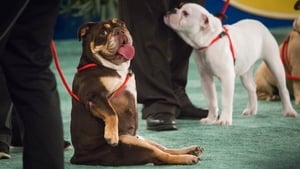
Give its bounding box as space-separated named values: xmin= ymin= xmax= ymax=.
xmin=166 ymin=8 xmax=177 ymax=15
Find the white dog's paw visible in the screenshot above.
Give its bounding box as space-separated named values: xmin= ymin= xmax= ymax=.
xmin=200 ymin=117 xmax=217 ymax=124
xmin=284 ymin=111 xmax=298 ymax=117
xmin=242 ymin=108 xmax=257 ymax=116
xmin=216 ymin=118 xmax=232 ymax=126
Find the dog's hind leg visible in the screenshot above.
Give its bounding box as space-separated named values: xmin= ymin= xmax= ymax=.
xmin=141 ymin=138 xmax=203 ymax=157
xmin=118 ymin=135 xmax=199 ymax=165
xmin=292 ymin=67 xmax=300 ymax=105
xmin=240 ymin=69 xmax=258 ymax=115
xmin=293 ymin=81 xmax=300 ymax=105
xmin=263 ymin=52 xmax=298 ymax=117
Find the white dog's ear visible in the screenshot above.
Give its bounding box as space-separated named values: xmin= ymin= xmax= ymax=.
xmin=200 ymin=13 xmax=210 ymax=28
xmin=199 ymin=13 xmax=215 ymax=31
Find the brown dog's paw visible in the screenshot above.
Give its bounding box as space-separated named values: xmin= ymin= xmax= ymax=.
xmin=104 ymin=132 xmax=119 ymax=146
xmin=187 ymin=146 xmax=204 ymax=157
xmin=185 ymin=155 xmax=199 ymax=165
xmin=257 ymin=92 xmax=280 ymax=101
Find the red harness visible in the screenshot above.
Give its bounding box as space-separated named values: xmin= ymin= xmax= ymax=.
xmin=198 ymin=26 xmax=235 ymax=62
xmin=50 ymin=40 xmax=132 ymax=103
xmin=280 ymin=32 xmax=300 ymax=81
xmin=75 ymin=63 xmax=133 ymax=101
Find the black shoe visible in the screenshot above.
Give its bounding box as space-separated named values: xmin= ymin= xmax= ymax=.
xmin=146 ymin=114 xmax=177 ymax=131
xmin=0 ymin=142 xmax=10 ymax=159
xmin=64 ymin=140 xmax=72 ymax=151
xmin=174 ymin=87 xmax=208 ymax=119
xmin=178 ymin=104 xmax=209 ymax=119
xmin=0 ymin=152 xmax=10 ymax=159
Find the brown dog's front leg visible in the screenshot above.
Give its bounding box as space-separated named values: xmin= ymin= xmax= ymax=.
xmin=103 ymin=115 xmax=119 ymax=146
xmin=89 ymin=101 xmax=119 ymax=146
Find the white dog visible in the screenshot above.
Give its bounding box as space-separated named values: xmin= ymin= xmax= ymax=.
xmin=164 ymin=3 xmax=298 ymax=125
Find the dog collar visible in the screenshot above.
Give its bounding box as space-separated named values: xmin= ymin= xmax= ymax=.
xmin=280 ymin=32 xmax=300 ymax=81
xmin=198 ymin=26 xmax=235 ymax=62
xmin=76 ymin=64 xmax=133 ymax=101
xmin=77 ymin=63 xmax=98 ymax=72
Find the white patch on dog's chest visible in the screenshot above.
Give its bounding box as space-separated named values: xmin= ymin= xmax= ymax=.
xmin=99 ymin=70 xmax=137 ymax=98
xmin=99 ymin=76 xmax=122 ymax=94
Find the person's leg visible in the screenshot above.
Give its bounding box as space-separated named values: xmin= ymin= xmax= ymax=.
xmin=10 ymin=105 xmax=71 ymax=150
xmin=0 ymin=67 xmax=12 ymax=159
xmin=169 ymin=0 xmax=208 ymax=119
xmin=0 ymin=0 xmax=64 ymax=168
xmin=10 ymin=107 xmax=24 ymax=147
xmin=119 ymin=0 xmax=178 ymax=131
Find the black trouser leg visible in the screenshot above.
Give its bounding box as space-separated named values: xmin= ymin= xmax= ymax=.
xmin=0 ymin=0 xmax=64 ymax=168
xmin=119 ymin=0 xmax=181 ymax=118
xmin=0 ymin=67 xmax=12 ymax=154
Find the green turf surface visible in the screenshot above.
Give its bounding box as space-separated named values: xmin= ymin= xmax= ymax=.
xmin=1 ymin=28 xmax=300 ymax=169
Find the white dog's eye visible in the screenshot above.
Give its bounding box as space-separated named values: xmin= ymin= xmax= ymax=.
xmin=182 ymin=10 xmax=189 ymax=17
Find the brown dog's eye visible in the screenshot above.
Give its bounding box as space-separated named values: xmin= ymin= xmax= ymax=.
xmin=100 ymin=30 xmax=108 ymax=37
xmin=182 ymin=10 xmax=189 ymax=17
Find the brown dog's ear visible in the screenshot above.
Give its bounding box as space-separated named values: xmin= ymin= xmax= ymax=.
xmin=77 ymin=22 xmax=96 ymax=41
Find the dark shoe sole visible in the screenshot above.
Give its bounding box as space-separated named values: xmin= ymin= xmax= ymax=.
xmin=147 ymin=124 xmax=177 ymax=131
xmin=146 ymin=113 xmax=177 ymax=131
xmin=178 ymin=106 xmax=209 ymax=119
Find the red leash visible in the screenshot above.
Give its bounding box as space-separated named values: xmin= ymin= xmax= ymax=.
xmin=50 ymin=40 xmax=80 ymax=101
xmin=218 ymin=0 xmax=230 ymax=20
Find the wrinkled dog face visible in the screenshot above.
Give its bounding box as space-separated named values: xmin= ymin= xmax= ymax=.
xmin=164 ymin=3 xmax=211 ymax=34
xmin=78 ymin=18 xmax=134 ymax=65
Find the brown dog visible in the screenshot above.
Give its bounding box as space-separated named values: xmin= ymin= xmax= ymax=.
xmin=70 ymin=18 xmax=203 ymax=166
xmin=255 ymin=15 xmax=300 ymax=104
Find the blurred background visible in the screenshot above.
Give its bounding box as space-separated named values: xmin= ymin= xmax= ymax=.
xmin=54 ymin=0 xmax=300 ymax=40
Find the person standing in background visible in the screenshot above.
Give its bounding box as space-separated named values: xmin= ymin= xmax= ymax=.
xmin=118 ymin=0 xmax=208 ymax=131
xmin=0 ymin=0 xmax=64 ymax=168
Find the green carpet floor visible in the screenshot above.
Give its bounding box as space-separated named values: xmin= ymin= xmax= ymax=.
xmin=1 ymin=28 xmax=300 ymax=169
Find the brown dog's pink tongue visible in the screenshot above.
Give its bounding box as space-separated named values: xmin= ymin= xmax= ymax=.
xmin=118 ymin=44 xmax=135 ymax=60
